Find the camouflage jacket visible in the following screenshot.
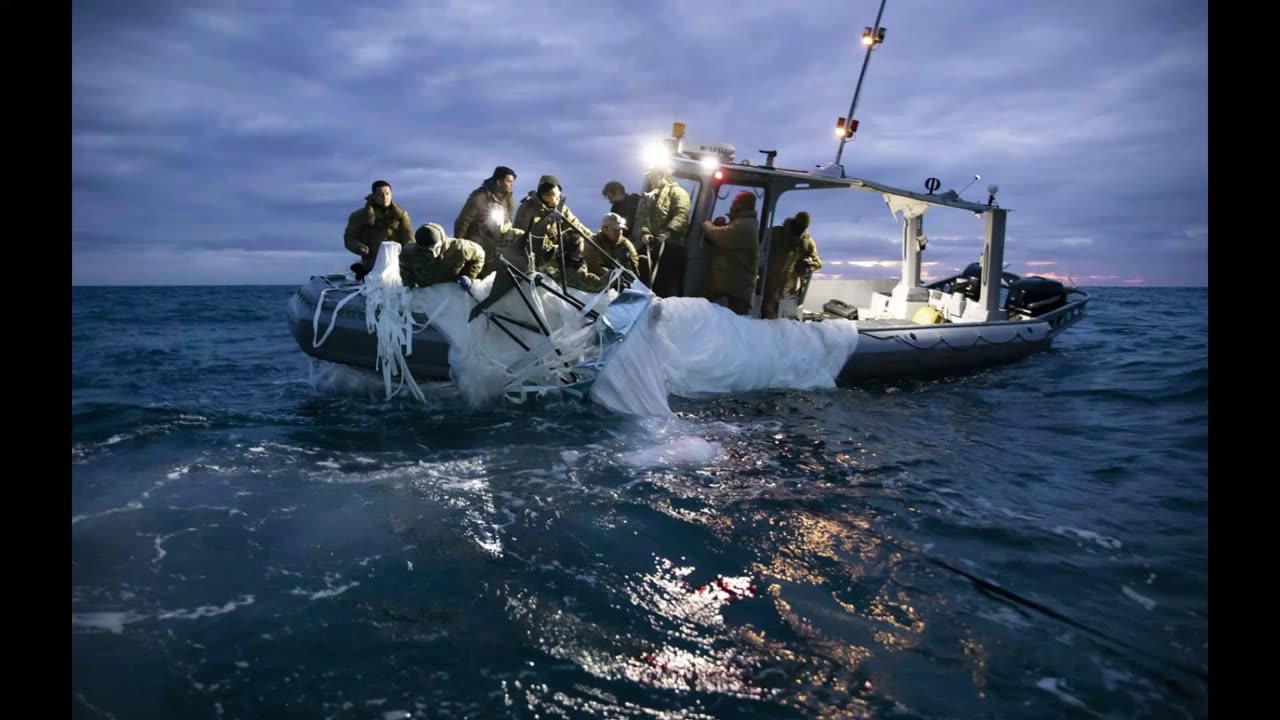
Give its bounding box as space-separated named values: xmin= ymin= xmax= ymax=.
xmin=507 ymin=194 xmax=587 ymax=272
xmin=399 ymin=226 xmax=485 ymax=288
xmin=701 ymin=208 xmax=760 ymax=304
xmin=764 ymin=226 xmax=821 ymax=300
xmin=344 ymin=198 xmax=413 ymax=259
xmin=634 ymin=180 xmax=691 ymax=246
xmin=583 ymin=233 xmax=639 ymax=277
xmin=453 ymin=179 xmax=516 ymax=276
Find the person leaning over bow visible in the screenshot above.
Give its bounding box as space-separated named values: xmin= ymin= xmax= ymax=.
xmin=398 ymin=223 xmax=485 ymax=292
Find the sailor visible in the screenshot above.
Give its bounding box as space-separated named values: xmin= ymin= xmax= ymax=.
xmin=699 ymin=190 xmax=759 ymax=315
xmin=546 ymin=246 xmax=611 ymax=293
xmin=508 ymin=176 xmax=592 ymax=273
xmin=453 ymin=166 xmax=517 ymax=278
xmin=633 ymin=166 xmax=691 ymax=297
xmin=583 ymin=212 xmax=639 ymax=279
xmin=466 ymin=177 xmax=586 ymax=320
xmin=399 ymin=223 xmax=486 ymax=291
xmin=344 ymin=180 xmax=414 ymax=281
xmin=600 ymin=180 xmax=641 ymax=240
xmin=761 ymin=211 xmax=823 ymax=319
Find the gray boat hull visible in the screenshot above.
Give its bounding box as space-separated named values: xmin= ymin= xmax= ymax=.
xmin=287 ymin=274 xmax=453 ymax=381
xmin=286 ymin=274 xmax=1089 ymax=385
xmin=838 ymin=320 xmax=1053 ymax=382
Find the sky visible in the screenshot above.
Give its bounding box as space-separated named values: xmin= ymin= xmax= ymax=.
xmin=71 ymin=0 xmax=1208 ymax=287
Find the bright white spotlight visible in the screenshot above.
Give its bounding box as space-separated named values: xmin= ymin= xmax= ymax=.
xmin=643 ymin=142 xmax=672 ymax=170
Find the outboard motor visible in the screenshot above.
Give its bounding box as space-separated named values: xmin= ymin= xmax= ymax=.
xmin=951 ymin=262 xmax=984 ymax=301
xmin=1005 ymin=276 xmax=1068 ymax=317
xmin=950 ymin=262 xmax=1022 ymax=302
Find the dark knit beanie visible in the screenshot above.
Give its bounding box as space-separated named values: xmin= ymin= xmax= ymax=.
xmin=793 ymin=211 xmax=811 ymax=233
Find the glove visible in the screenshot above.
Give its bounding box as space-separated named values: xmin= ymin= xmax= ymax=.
xmin=657 ymin=232 xmax=670 ymax=243
xmin=356 ymin=243 xmax=370 ymax=255
xmin=457 ymin=276 xmax=472 ymax=292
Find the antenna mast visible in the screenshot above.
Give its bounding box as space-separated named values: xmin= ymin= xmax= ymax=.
xmin=833 ymin=0 xmax=888 ymax=170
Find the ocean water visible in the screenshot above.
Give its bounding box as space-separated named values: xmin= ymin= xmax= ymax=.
xmin=71 ymin=285 xmax=1208 ymax=719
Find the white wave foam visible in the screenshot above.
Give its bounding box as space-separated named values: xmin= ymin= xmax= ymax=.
xmin=156 ymin=595 xmax=256 ymax=620
xmin=145 ymin=528 xmax=198 ymax=564
xmin=305 ymin=457 xmax=484 ymax=486
xmin=1053 ymin=525 xmax=1122 ymax=550
xmin=72 ymin=611 xmax=144 ymax=634
xmin=1121 ymin=585 xmax=1156 ymax=610
xmin=978 ymin=606 xmax=1032 ymax=629
xmin=72 ymin=595 xmax=255 ymax=633
xmin=308 ymin=357 xmax=463 ymax=406
xmin=307 ymin=360 xmax=388 ymax=395
xmin=73 ymin=417 xmax=214 ymax=464
xmin=164 ymin=505 xmax=247 ymax=517
xmin=1035 ymin=678 xmax=1087 ymax=709
xmin=72 ymin=501 xmax=144 ymax=525
xmin=150 ymin=534 xmax=168 ymax=563
xmin=290 ymin=581 xmax=359 ymax=600
xmin=75 ymin=692 xmax=119 ymax=720
xmin=621 ymin=436 xmax=722 ymax=469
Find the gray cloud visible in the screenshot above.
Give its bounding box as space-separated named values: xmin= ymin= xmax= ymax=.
xmin=72 ymin=0 xmax=1207 ymax=286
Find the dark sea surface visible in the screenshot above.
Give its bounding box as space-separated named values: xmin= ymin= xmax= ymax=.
xmin=72 ymin=285 xmax=1207 ymax=719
